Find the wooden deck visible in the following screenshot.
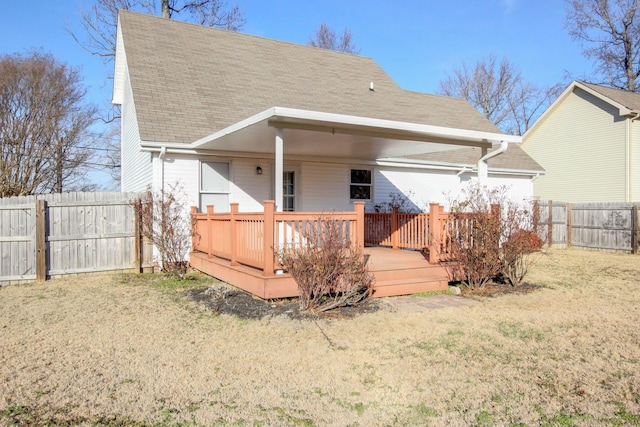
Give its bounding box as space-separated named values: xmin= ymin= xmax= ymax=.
xmin=190 ymin=246 xmax=449 ymax=299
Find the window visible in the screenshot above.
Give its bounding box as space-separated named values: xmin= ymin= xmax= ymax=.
xmin=200 ymin=161 xmax=230 ymax=211
xmin=282 ymin=171 xmax=295 ymax=212
xmin=350 ymin=169 xmax=372 ymax=200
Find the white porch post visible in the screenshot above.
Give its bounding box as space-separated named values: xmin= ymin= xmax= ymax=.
xmin=275 ymin=128 xmax=284 ymax=212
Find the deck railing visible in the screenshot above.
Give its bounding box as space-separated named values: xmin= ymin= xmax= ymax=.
xmin=364 ymin=203 xmax=449 ymax=262
xmin=191 ymin=202 xmax=494 ymax=273
xmin=191 ymin=201 xmax=365 ymax=276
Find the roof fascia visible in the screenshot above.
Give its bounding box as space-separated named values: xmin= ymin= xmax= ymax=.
xmin=112 ymin=15 xmax=126 ymax=105
xmin=377 ymin=157 xmax=544 ymax=176
xmin=192 ymin=107 xmax=520 ymax=150
xmin=268 ymin=107 xmax=520 ymax=146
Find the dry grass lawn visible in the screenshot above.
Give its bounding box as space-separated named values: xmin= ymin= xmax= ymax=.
xmin=1 ymin=249 xmax=640 ymax=426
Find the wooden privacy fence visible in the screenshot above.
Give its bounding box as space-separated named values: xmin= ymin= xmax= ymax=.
xmin=0 ymin=192 xmax=152 ymax=284
xmin=536 ymin=201 xmax=640 ymax=253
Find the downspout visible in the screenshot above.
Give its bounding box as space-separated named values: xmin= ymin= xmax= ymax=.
xmin=157 ymin=146 xmax=167 ymax=272
xmin=158 ymin=146 xmax=167 ymax=193
xmin=477 ymin=140 xmax=509 ymax=184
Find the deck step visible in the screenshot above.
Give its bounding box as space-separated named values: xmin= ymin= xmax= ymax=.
xmin=373 ymin=277 xmax=448 ymax=298
xmin=370 ymin=266 xmax=447 ymax=282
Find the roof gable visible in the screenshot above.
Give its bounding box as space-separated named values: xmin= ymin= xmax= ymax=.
xmin=524 ymin=80 xmax=640 ymax=140
xmin=115 ymin=10 xmax=501 ymax=144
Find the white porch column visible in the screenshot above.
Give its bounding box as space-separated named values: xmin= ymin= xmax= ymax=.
xmin=275 ymin=128 xmax=284 ymax=212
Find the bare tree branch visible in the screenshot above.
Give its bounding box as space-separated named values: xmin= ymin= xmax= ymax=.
xmin=71 ymin=0 xmax=246 ymax=65
xmin=439 ymin=55 xmax=557 ymax=135
xmin=566 ymin=0 xmax=640 ymax=91
xmin=0 ymin=51 xmax=98 ymax=196
xmin=309 ymin=22 xmax=361 ymax=54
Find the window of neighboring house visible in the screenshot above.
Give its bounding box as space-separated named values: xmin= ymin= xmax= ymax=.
xmin=200 ymin=161 xmax=230 ymax=212
xmin=350 ymin=169 xmax=372 ymax=200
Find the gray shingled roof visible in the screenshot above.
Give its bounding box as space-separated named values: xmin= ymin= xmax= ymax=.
xmin=403 ymin=144 xmax=544 ymax=172
xmin=118 ymin=11 xmax=501 ymax=144
xmin=579 ymin=81 xmax=640 ymax=111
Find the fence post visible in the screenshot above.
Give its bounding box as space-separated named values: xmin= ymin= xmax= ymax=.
xmin=566 ymin=203 xmax=572 ymax=248
xmin=428 ymin=203 xmax=441 ymax=264
xmin=134 ymin=199 xmax=142 ymax=273
xmin=547 ymin=200 xmax=553 ymax=247
xmin=230 ymin=203 xmax=239 ymax=266
xmin=263 ymin=201 xmax=275 ymax=276
xmin=354 ymin=201 xmax=365 ymax=248
xmin=633 ymin=204 xmax=639 ymax=254
xmin=391 ymin=206 xmax=399 ymax=249
xmin=206 ymin=205 xmax=214 ymax=258
xmin=35 ymin=199 xmax=47 ymax=282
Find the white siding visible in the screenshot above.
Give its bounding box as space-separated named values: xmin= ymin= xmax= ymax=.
xmin=156 ymin=154 xmax=200 ymax=208
xmin=523 ymin=88 xmax=627 ymax=202
xmin=230 ymin=159 xmax=270 ymax=211
xmin=120 ymin=69 xmax=152 ymax=192
xmin=157 ymin=155 xmax=534 ymax=214
xmin=376 ymin=167 xmax=533 ymax=210
xmin=299 ymin=163 xmax=533 ymax=213
xmin=300 ymin=163 xmax=352 ymax=211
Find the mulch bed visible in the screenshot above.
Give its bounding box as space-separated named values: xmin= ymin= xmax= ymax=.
xmin=460 ymin=281 xmax=543 ymax=298
xmin=185 ymin=285 xmax=383 ymax=320
xmin=185 ymin=281 xmax=543 ymax=320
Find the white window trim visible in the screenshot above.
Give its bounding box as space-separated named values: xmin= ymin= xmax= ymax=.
xmin=349 ymin=167 xmax=373 ymax=201
xmin=199 ymin=160 xmax=232 ymax=211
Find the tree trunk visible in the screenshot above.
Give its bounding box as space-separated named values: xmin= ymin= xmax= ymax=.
xmin=161 ymin=0 xmax=170 ymax=18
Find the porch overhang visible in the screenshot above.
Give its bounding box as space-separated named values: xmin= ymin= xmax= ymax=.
xmin=191 ymin=107 xmax=521 ymax=159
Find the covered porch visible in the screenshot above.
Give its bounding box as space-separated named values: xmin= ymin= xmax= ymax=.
xmin=190 ymin=201 xmax=455 ymax=298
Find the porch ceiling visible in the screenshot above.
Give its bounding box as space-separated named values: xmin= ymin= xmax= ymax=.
xmin=191 ymin=107 xmax=520 ymax=160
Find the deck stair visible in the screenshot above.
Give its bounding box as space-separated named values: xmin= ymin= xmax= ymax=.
xmin=363 ymin=247 xmax=449 ymax=297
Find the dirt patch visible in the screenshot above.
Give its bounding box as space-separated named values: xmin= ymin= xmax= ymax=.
xmin=185 ymin=284 xmax=384 ymax=320
xmin=461 ymin=281 xmax=543 ymax=298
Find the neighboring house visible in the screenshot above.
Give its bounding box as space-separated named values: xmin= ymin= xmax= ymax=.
xmin=113 ymin=11 xmax=542 ymax=214
xmin=522 ymin=80 xmax=640 ymax=203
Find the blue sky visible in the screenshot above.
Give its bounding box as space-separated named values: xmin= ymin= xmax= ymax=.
xmin=0 ymin=0 xmax=592 ymax=187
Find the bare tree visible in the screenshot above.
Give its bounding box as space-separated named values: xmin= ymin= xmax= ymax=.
xmin=309 ymin=22 xmax=360 ymax=54
xmin=439 ymin=55 xmax=557 ymax=135
xmin=566 ymin=0 xmax=640 ymax=91
xmin=0 ymin=52 xmax=98 ymax=197
xmin=72 ymin=0 xmax=246 ymax=64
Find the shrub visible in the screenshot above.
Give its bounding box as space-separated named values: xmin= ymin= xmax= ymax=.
xmin=441 ymin=183 xmax=542 ymax=289
xmin=133 ymin=182 xmax=196 ymax=279
xmin=500 ymin=201 xmax=545 ymax=286
xmin=278 ymin=216 xmax=374 ymax=312
xmin=441 ymin=185 xmax=502 ymax=289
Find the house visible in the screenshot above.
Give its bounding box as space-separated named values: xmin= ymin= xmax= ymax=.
xmin=522 ymin=80 xmax=640 ymax=203
xmin=113 ymin=11 xmax=543 ymax=297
